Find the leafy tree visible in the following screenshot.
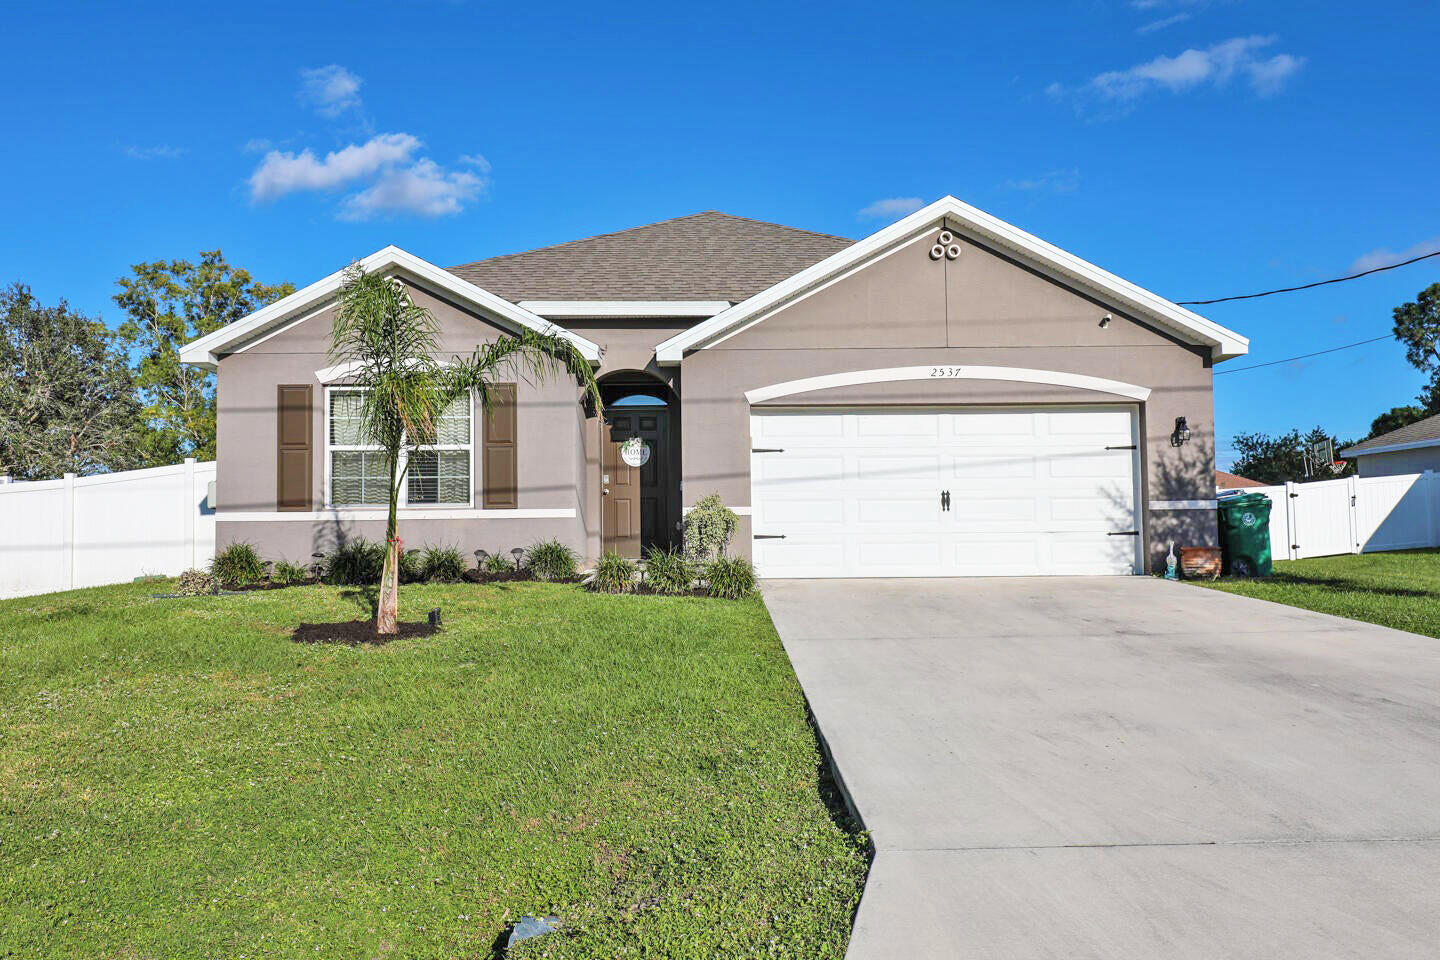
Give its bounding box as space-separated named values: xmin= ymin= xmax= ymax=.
xmin=330 ymin=267 xmax=602 ymax=636
xmin=113 ymin=251 xmax=293 ymax=464
xmin=1366 ymin=404 xmax=1428 ymax=440
xmin=0 ymin=283 xmax=144 ymax=479
xmin=1230 ymin=426 xmax=1355 ymax=485
xmin=1392 ymin=282 xmax=1440 ymax=414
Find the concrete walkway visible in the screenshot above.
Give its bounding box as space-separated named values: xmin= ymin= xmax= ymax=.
xmin=764 ymin=577 xmax=1440 ymax=959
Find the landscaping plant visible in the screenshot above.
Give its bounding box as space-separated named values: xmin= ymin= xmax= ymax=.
xmin=683 ymin=493 xmax=739 ymax=563
xmin=398 ymin=549 xmax=426 ymax=584
xmin=325 ymin=538 xmax=385 ymax=586
xmin=329 ymin=265 xmax=601 ymax=636
xmin=643 ymin=546 xmax=694 ymax=595
xmin=705 ymin=555 xmax=758 ymax=600
xmin=526 ymin=539 xmax=579 ymax=582
xmin=270 ymin=560 xmax=310 ymax=586
xmin=175 ymin=568 xmax=217 ymax=596
xmin=421 ymin=544 xmax=468 ymax=583
xmin=590 ymin=551 xmax=637 ymax=594
xmin=210 ymin=542 xmax=267 ymax=588
xmin=480 ymin=552 xmax=517 ymax=577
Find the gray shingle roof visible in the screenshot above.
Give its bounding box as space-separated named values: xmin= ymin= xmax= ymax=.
xmin=447 ymin=211 xmax=853 ymax=303
xmin=1340 ymin=412 xmax=1440 ymax=455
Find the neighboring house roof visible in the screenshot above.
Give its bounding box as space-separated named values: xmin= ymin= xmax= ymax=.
xmin=1339 ymin=412 xmax=1440 ymax=458
xmin=654 ymin=196 xmax=1250 ymax=365
xmin=1216 ymin=469 xmax=1264 ymax=489
xmin=447 ymin=211 xmax=853 ymax=303
xmin=178 ymin=246 xmax=602 ymax=371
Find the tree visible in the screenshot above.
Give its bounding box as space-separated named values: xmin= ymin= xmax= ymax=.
xmin=330 ymin=267 xmax=601 ymax=635
xmin=1230 ymin=425 xmax=1355 ymax=485
xmin=1392 ymin=281 xmax=1440 ymax=414
xmin=1366 ymin=405 xmax=1427 ymax=440
xmin=0 ymin=283 xmax=144 ymax=479
xmin=113 ymin=251 xmax=293 ymax=465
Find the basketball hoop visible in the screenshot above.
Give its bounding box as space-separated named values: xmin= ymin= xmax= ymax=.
xmin=1329 ymin=459 xmax=1347 ymax=475
xmin=1303 ymin=438 xmax=1335 ymax=478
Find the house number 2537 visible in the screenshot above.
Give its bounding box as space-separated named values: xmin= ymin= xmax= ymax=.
xmin=929 ymin=366 xmax=965 ymax=378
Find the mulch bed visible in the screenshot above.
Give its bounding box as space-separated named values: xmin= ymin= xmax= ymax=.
xmin=231 ymin=579 xmax=320 ymax=592
xmin=291 ymin=620 xmax=438 ymax=646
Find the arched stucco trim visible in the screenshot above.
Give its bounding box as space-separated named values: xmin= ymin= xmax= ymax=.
xmin=743 ymin=365 xmax=1152 ymax=404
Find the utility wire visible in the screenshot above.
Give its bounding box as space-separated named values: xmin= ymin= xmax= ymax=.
xmin=1213 ymin=335 xmax=1391 ymax=375
xmin=1177 ymin=249 xmax=1440 ymax=305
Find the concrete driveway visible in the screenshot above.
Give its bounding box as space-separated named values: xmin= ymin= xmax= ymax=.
xmin=764 ymin=577 xmax=1440 ymax=959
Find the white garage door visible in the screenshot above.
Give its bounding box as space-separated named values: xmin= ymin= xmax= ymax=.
xmin=749 ymin=406 xmax=1142 ymax=578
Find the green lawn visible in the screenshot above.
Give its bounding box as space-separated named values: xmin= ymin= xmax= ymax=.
xmin=0 ymin=581 xmax=868 ymax=958
xmin=1192 ymin=548 xmax=1440 ymax=637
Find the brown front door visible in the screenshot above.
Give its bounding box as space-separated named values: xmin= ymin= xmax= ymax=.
xmin=602 ymin=408 xmax=672 ymax=558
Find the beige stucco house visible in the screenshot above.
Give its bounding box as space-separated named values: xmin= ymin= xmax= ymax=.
xmin=180 ymin=196 xmax=1247 ymax=577
xmin=1340 ymin=413 xmax=1440 ymax=477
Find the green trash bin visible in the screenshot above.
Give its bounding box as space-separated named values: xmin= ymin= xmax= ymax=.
xmin=1217 ymin=492 xmax=1273 ymax=577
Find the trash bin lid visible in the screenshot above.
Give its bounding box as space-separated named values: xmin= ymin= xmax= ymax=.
xmin=1219 ymin=492 xmax=1271 ymax=510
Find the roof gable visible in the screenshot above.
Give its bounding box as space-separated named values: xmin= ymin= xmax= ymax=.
xmin=178 ymin=246 xmax=602 ymax=370
xmin=654 ymin=196 xmax=1249 ymax=364
xmin=447 ymin=211 xmax=853 ymax=302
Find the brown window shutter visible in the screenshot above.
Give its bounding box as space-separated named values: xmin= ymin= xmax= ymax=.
xmin=483 ymin=383 xmax=517 ymax=509
xmin=276 ymin=385 xmax=312 ymax=511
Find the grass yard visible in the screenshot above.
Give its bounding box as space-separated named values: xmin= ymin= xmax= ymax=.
xmin=0 ymin=581 xmax=868 ymax=958
xmin=1192 ymin=548 xmax=1440 ymax=638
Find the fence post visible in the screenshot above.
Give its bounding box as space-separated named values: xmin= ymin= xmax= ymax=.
xmin=62 ymin=472 xmax=76 ymax=590
xmin=1426 ymin=470 xmax=1439 ymax=549
xmin=1348 ymin=474 xmax=1361 ymax=554
xmin=1283 ymin=480 xmax=1298 ymax=561
xmin=183 ymin=458 xmax=197 ymax=571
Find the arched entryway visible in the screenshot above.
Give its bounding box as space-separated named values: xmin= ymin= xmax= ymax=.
xmin=598 ymin=372 xmax=680 ymax=558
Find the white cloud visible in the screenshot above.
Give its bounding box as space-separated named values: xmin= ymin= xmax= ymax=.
xmin=1085 ymin=35 xmax=1305 ymax=101
xmin=1003 ymin=168 xmax=1079 ymax=192
xmin=1351 ymin=238 xmax=1440 ymax=273
xmin=298 ymin=65 xmax=363 ymax=118
xmin=1136 ymin=12 xmax=1190 ymax=34
xmin=338 ymin=159 xmax=487 ymax=221
xmin=858 ymin=197 xmax=924 ymax=219
xmin=243 ymin=138 xmax=273 ymax=153
xmin=124 ymin=144 xmax=184 ymax=160
xmin=459 ymin=153 xmax=492 ymax=173
xmin=248 ymin=133 xmax=422 ymax=202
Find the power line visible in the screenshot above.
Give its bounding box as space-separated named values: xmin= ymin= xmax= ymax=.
xmin=1177 ymin=249 xmax=1440 ymax=305
xmin=1214 ymin=335 xmax=1391 ymax=375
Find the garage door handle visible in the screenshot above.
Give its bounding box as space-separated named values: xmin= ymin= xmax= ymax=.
xmin=1105 ymin=444 xmax=1137 ymax=450
xmin=751 ymin=447 xmax=785 ymax=453
xmin=753 ymin=534 xmax=786 ymax=539
xmin=1108 ymin=530 xmax=1140 ymax=536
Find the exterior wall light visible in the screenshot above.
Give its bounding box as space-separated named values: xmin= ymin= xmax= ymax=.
xmin=1171 ymin=416 xmax=1191 ymax=447
xmin=1099 ymin=314 xmax=1112 ymax=328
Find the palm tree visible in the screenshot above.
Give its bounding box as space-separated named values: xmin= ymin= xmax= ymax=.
xmin=330 ymin=266 xmax=601 ymax=635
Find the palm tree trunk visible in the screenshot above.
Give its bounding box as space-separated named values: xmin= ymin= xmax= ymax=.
xmin=376 ymin=452 xmax=402 ymax=636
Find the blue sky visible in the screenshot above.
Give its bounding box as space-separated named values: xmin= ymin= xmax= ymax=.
xmin=4 ymin=0 xmax=1437 ymax=464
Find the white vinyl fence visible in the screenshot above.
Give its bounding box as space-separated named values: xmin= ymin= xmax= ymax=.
xmin=0 ymin=459 xmax=216 ymax=600
xmin=1241 ymin=470 xmax=1440 ymax=561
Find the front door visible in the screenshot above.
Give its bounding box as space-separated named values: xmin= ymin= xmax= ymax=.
xmin=602 ymin=408 xmax=672 ymax=558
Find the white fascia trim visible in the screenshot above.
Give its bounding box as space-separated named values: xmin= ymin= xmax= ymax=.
xmin=655 ymin=195 xmax=1248 ymax=364
xmin=218 ymin=508 xmax=576 ymax=522
xmin=1339 ymin=437 xmax=1440 ymax=458
xmin=744 ymin=366 xmax=1152 ymax=404
xmin=178 ymin=245 xmax=602 ymax=370
xmin=1149 ymin=500 xmax=1217 ymax=510
xmin=519 ymin=300 xmax=731 ymax=319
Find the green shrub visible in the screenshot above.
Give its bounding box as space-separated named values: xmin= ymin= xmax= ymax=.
xmin=399 ymin=549 xmax=426 ymax=584
xmin=644 ymin=547 xmax=694 ymax=595
xmin=271 ymin=559 xmax=310 ymax=585
xmin=421 ymin=544 xmax=468 ymax=583
xmin=326 ymin=538 xmax=385 ymax=586
xmin=683 ymin=494 xmax=739 ymax=563
xmin=590 ymin=551 xmax=636 ymax=594
xmin=480 ymin=551 xmax=516 ymax=576
xmin=527 ymin=539 xmax=579 ymax=582
xmin=176 ymin=568 xmax=218 ymax=596
xmin=705 ymin=555 xmax=757 ymax=600
xmin=210 ymin=542 xmax=266 ymax=588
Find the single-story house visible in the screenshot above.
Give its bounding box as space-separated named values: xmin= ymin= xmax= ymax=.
xmin=1217 ymin=469 xmax=1264 ymax=491
xmin=180 ymin=196 xmax=1247 ymax=578
xmin=1339 ymin=413 xmax=1440 ymax=477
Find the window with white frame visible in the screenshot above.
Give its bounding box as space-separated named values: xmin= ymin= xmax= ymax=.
xmin=326 ymin=388 xmax=473 ymax=507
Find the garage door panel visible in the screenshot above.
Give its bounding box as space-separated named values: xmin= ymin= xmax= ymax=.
xmin=750 ymin=407 xmax=1140 ymax=579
